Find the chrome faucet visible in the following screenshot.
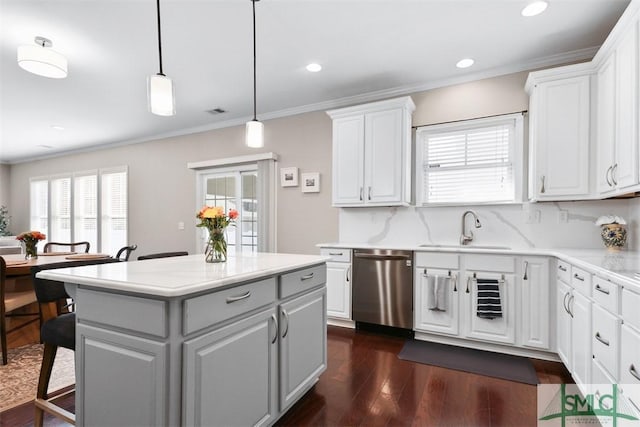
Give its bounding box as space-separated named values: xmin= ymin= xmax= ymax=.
xmin=460 ymin=210 xmax=482 ymax=245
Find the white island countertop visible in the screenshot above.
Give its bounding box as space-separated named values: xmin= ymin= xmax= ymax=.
xmin=36 ymin=252 xmax=329 ymax=298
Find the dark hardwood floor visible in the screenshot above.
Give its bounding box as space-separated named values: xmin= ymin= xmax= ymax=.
xmin=1 ymin=322 xmax=572 ymax=426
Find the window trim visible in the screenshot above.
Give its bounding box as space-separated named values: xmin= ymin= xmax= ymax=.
xmin=415 ymin=113 xmax=524 ymax=207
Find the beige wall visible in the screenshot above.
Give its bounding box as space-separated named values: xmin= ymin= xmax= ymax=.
xmin=7 ymin=70 xmax=532 ymax=256
xmin=0 ymin=164 xmax=10 ymax=208
xmin=9 ymin=111 xmax=336 ymax=256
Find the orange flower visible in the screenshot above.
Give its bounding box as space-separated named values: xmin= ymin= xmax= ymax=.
xmin=16 ymin=230 xmax=47 ymax=241
xmin=228 ymin=209 xmax=239 ymax=220
xmin=196 ymin=206 xmax=238 ymax=229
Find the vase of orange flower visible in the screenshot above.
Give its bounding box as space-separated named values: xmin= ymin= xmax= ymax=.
xmin=16 ymin=230 xmax=46 ymax=260
xmin=197 ymin=206 xmax=238 ymax=263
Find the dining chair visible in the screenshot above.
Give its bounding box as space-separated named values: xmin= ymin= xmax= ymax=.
xmin=115 ymin=244 xmax=138 ymax=261
xmin=31 ymin=257 xmax=121 ymax=426
xmin=137 ymin=251 xmax=188 ymax=260
xmin=43 ymin=241 xmax=90 ymax=253
xmin=0 ymin=256 xmax=39 ymax=365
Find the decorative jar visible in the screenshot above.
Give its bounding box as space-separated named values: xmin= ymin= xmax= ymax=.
xmin=600 ymin=223 xmax=627 ymax=251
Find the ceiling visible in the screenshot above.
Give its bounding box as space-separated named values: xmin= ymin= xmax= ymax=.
xmin=0 ymin=0 xmax=631 ymax=164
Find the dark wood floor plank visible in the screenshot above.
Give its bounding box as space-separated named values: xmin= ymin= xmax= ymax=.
xmin=3 ymin=322 xmax=573 ymax=426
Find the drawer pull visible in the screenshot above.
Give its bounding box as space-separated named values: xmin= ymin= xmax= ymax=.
xmin=558 ymin=265 xmax=567 ymax=272
xmin=595 ymin=284 xmax=610 ymax=295
xmin=630 ymin=364 xmax=640 ymax=382
xmin=595 ymin=332 xmax=610 ymax=346
xmin=573 ymin=273 xmax=585 ymax=282
xmin=301 ymin=273 xmax=314 ymax=281
xmin=328 ymin=252 xmax=343 ymax=256
xmin=226 ymin=291 xmax=251 ymax=304
xmin=270 ymin=313 xmax=278 ymax=344
xmin=346 ymin=266 xmax=351 ymax=283
xmin=563 ymin=292 xmax=570 ymax=315
xmin=540 ymin=175 xmax=546 ymax=194
xmin=523 ymin=261 xmax=529 ymax=280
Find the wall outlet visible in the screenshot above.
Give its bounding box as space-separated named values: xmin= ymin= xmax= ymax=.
xmin=178 ymin=221 xmax=185 ymax=230
xmin=558 ymin=210 xmax=568 ymax=223
xmin=524 ymin=209 xmax=541 ymax=224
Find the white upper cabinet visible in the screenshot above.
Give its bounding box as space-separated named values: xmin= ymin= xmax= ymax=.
xmin=596 ymin=54 xmax=617 ymax=194
xmin=327 ymin=97 xmax=415 ymax=207
xmin=526 ymin=66 xmax=592 ymax=201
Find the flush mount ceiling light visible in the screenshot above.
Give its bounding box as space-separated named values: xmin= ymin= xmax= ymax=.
xmin=521 ymin=1 xmax=548 ymax=17
xmin=50 ymin=125 xmax=65 ymax=131
xmin=306 ymin=63 xmax=322 ymax=72
xmin=456 ymin=58 xmax=475 ymax=69
xmin=17 ymin=36 xmax=68 ymax=79
xmin=246 ymin=0 xmax=264 ymax=148
xmin=148 ymin=0 xmax=175 ymax=116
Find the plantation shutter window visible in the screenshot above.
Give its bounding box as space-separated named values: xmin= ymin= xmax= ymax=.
xmin=101 ymin=168 xmax=128 ymax=256
xmin=416 ymin=114 xmax=523 ymax=205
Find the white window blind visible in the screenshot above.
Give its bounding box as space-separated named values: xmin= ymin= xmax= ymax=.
xmin=417 ymin=114 xmax=523 ymax=205
xmin=30 ymin=179 xmax=49 ymax=245
xmin=74 ymin=174 xmax=98 ymax=249
xmin=50 ymin=177 xmax=71 ymax=242
xmin=101 ymin=169 xmax=128 ymax=256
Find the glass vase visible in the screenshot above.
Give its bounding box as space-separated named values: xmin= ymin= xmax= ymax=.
xmin=205 ymin=227 xmax=227 ymax=263
xmin=24 ymin=240 xmax=38 ymax=260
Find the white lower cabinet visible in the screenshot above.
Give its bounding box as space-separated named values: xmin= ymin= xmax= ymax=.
xmin=570 ymin=290 xmax=592 ymax=387
xmin=519 ymin=257 xmax=550 ymax=349
xmin=556 ymin=279 xmax=572 ymax=367
xmin=320 ymin=248 xmax=352 ymax=321
xmin=463 ymin=271 xmax=516 ymax=345
xmin=620 ymin=325 xmax=640 ymax=420
xmin=414 ymin=266 xmax=460 ymax=336
xmin=183 ymin=309 xmax=277 ymax=427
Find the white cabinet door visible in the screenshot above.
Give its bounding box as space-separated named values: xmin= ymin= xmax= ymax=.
xmin=532 ymin=76 xmax=590 ymax=199
xmin=364 ymin=108 xmax=404 ymax=204
xmin=557 ymin=280 xmax=572 ymax=368
xmin=520 ymin=257 xmax=550 ymax=350
xmin=279 ymin=288 xmax=327 ymax=412
xmin=596 ymin=54 xmax=617 ymax=194
xmin=614 ymin=22 xmax=639 ymax=189
xmin=571 ymin=291 xmax=592 ymax=387
xmin=463 ymin=272 xmax=516 ymax=345
xmin=332 ymin=116 xmax=365 ymax=205
xmin=414 ymin=267 xmax=460 ymax=336
xmin=183 ymin=309 xmax=277 ymax=427
xmin=326 ymin=261 xmax=351 ymax=319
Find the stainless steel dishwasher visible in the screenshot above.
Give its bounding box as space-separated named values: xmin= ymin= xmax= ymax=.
xmin=352 ymin=249 xmax=413 ymax=329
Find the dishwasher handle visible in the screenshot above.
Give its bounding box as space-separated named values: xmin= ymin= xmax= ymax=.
xmin=353 ymin=253 xmax=412 ymax=261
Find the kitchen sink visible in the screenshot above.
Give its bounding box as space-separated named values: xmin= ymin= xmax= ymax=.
xmin=419 ymin=244 xmax=511 ymax=250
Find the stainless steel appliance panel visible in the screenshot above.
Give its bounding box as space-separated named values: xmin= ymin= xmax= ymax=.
xmin=352 ymin=249 xmax=413 ymax=329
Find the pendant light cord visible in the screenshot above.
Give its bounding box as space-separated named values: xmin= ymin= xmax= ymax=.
xmin=252 ymin=0 xmax=258 ymax=121
xmin=156 ymin=0 xmax=164 ymax=76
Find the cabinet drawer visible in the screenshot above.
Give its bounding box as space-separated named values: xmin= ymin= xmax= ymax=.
xmin=571 ymin=266 xmax=592 ymax=297
xmin=280 ymin=264 xmax=326 ymax=299
xmin=556 ymin=260 xmax=571 ymax=283
xmin=622 ymin=288 xmax=640 ymax=331
xmin=320 ymin=248 xmax=351 ymax=263
xmin=592 ymin=276 xmax=619 ymax=315
xmin=620 ymin=325 xmax=640 ymax=385
xmin=76 ymin=288 xmax=168 ymax=338
xmin=592 ymin=304 xmax=620 ymax=379
xmin=414 ymin=252 xmax=459 ymax=269
xmin=465 ymin=255 xmax=514 ymax=273
xmin=183 ymin=278 xmax=276 ymax=335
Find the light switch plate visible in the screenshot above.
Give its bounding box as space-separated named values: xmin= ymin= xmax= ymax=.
xmin=558 ymin=210 xmax=568 ymax=223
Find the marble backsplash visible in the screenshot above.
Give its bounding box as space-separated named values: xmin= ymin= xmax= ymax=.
xmin=339 ymin=199 xmax=638 ymax=251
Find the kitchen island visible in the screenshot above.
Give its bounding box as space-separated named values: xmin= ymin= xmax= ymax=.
xmin=37 ymin=253 xmax=329 ymax=427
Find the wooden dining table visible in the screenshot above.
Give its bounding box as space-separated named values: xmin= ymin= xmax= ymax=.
xmin=2 ymin=253 xmax=112 ymax=277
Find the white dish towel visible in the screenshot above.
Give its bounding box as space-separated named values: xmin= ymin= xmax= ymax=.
xmin=428 ymin=275 xmax=448 ymax=312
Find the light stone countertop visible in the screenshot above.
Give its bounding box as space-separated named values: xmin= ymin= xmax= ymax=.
xmin=318 ymin=242 xmax=640 ymax=292
xmin=36 ymin=252 xmax=329 ymax=298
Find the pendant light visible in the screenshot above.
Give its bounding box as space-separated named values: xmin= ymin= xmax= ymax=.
xmin=148 ymin=0 xmax=175 ymax=116
xmin=17 ymin=36 xmax=68 ymax=79
xmin=246 ymin=0 xmax=264 ymax=148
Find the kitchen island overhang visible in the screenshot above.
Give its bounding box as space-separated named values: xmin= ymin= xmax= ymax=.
xmin=37 ymin=253 xmax=329 ymax=427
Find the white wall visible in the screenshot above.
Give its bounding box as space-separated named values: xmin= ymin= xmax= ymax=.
xmin=0 ymin=164 xmax=9 ymax=208
xmin=8 ymin=111 xmax=337 ymax=256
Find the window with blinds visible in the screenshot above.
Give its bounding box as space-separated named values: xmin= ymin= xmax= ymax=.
xmin=416 ymin=114 xmax=523 ymax=205
xmin=29 ymin=167 xmax=127 ymax=253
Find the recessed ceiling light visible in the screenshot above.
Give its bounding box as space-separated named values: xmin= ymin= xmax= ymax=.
xmin=306 ymin=63 xmax=322 ymax=72
xmin=50 ymin=125 xmax=65 ymax=131
xmin=522 ymin=1 xmax=548 ymax=17
xmin=456 ymin=58 xmax=474 ymax=69
xmin=37 ymin=144 xmax=53 ymax=149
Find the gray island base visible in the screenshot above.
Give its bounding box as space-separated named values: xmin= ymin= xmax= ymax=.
xmin=37 ymin=253 xmax=328 ymax=426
